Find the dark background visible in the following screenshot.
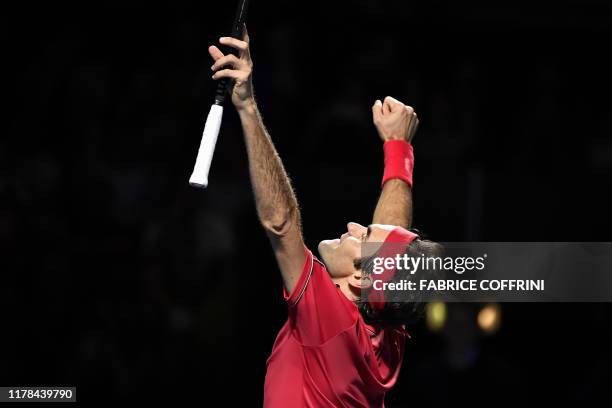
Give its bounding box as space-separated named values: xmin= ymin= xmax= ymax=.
xmin=3 ymin=0 xmax=612 ymax=405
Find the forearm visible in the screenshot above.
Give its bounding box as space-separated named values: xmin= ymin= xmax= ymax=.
xmin=372 ymin=179 xmax=412 ymax=229
xmin=238 ymin=102 xmax=300 ymax=235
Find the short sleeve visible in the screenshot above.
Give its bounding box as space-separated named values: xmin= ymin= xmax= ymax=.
xmin=282 ymin=248 xmax=359 ymax=346
xmin=282 ymin=247 xmax=315 ymax=305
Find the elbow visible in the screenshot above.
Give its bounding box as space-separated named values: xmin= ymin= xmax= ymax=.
xmin=261 ymin=206 xmax=299 ymax=237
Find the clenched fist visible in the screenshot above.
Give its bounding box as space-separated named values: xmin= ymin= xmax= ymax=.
xmin=372 ymin=96 xmax=419 ymax=143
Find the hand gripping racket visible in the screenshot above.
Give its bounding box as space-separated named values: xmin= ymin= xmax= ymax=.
xmin=189 ymin=0 xmax=250 ymax=188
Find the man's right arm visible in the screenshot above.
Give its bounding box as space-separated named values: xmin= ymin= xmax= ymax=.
xmin=238 ymin=103 xmax=306 ymax=293
xmin=210 ymin=30 xmax=306 ymax=293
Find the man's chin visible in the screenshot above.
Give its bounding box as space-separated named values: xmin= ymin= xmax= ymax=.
xmin=318 ymin=238 xmax=340 ymax=251
xmin=318 ymin=238 xmax=339 ymax=259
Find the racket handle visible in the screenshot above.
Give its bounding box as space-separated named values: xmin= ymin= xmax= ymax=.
xmin=215 ymin=0 xmax=249 ymax=105
xmin=189 ymin=104 xmax=224 ymax=188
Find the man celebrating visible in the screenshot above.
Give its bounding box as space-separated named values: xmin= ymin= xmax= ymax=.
xmin=209 ymin=28 xmax=435 ymax=407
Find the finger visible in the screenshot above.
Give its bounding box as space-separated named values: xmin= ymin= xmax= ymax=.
xmin=384 ymin=96 xmax=403 ymax=113
xmin=408 ymin=111 xmax=417 ymax=128
xmin=383 ymin=99 xmax=391 ymax=115
xmin=390 ymin=103 xmax=403 ymax=113
xmin=405 ymin=105 xmax=415 ymax=115
xmin=212 ymin=68 xmax=248 ymax=81
xmin=211 ymin=54 xmax=242 ymax=71
xmin=409 ymin=113 xmax=419 ymax=139
xmin=219 ymin=36 xmax=249 ymax=53
xmin=372 ymin=100 xmax=383 ymax=123
xmin=208 ymin=45 xmax=224 ymax=61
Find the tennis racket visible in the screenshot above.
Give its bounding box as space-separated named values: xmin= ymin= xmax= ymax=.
xmin=189 ymin=0 xmax=250 ymax=188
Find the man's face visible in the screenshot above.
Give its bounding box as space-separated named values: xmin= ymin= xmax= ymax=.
xmin=318 ymin=222 xmax=397 ymax=279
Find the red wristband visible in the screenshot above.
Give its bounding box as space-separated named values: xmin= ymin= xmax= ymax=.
xmin=382 ymin=140 xmax=414 ymax=188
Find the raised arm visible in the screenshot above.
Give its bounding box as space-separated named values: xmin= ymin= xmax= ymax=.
xmin=371 ymin=97 xmax=419 ymax=229
xmin=209 ymin=28 xmax=305 ymax=293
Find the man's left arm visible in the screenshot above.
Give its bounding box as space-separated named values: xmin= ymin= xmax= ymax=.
xmin=373 ymin=179 xmax=412 ymax=229
xmin=371 ymin=97 xmax=419 ymax=229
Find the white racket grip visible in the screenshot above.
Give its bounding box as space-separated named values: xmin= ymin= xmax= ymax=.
xmin=189 ymin=104 xmax=224 ymax=188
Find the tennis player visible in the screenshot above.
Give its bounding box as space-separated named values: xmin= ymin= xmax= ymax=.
xmin=210 ymin=28 xmax=439 ymax=407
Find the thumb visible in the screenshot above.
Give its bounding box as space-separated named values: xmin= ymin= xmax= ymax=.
xmin=372 ymin=100 xmax=383 ymax=122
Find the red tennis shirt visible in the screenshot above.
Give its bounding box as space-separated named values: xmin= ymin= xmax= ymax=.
xmin=264 ymin=248 xmax=408 ymax=407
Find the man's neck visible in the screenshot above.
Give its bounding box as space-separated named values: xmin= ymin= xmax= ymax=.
xmin=332 ymin=277 xmax=361 ymax=303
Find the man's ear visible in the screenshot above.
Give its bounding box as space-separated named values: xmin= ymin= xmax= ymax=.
xmin=348 ymin=271 xmax=373 ymax=290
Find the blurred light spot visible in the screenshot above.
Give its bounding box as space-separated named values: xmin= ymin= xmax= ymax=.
xmin=478 ymin=303 xmax=501 ymax=334
xmin=426 ymin=301 xmax=447 ymax=332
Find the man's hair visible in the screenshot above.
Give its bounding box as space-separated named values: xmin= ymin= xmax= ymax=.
xmin=355 ymin=232 xmax=444 ymax=327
